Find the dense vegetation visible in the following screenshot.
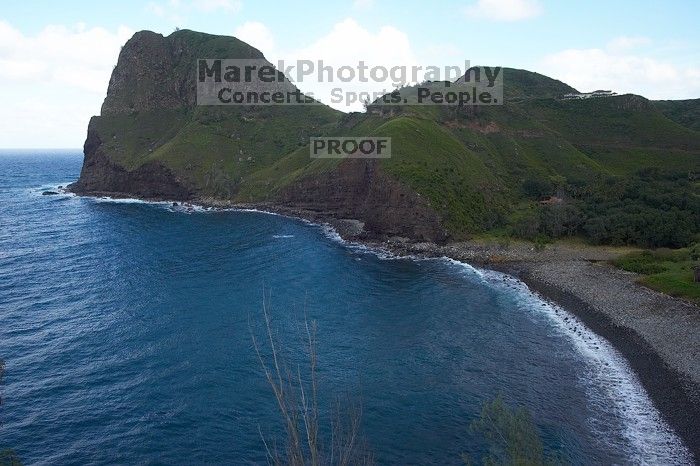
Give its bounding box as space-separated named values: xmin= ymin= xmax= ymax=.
xmin=613 ymin=247 xmax=700 ymax=304
xmin=513 ymin=169 xmax=699 ymax=248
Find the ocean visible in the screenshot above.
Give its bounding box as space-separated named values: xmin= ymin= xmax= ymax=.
xmin=0 ymin=151 xmax=691 ymax=464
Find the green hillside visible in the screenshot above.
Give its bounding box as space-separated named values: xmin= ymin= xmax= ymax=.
xmin=240 ymin=74 xmax=699 ymax=245
xmin=653 ymin=98 xmax=700 ymax=132
xmin=74 ymin=29 xmax=700 ymax=248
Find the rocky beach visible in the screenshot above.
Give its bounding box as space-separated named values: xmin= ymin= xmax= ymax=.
xmin=365 ymin=235 xmax=700 ymax=461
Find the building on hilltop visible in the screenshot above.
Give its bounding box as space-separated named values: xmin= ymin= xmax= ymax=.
xmin=563 ymin=90 xmax=618 ymax=99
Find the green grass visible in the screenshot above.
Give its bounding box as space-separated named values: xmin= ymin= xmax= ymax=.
xmin=526 ymin=95 xmax=700 ymax=151
xmin=92 ymin=104 xmax=340 ymax=197
xmin=582 ymin=147 xmax=700 ymax=176
xmin=377 ymin=116 xmax=505 ymax=236
xmin=653 ymin=99 xmax=700 ymax=132
xmin=613 ymin=247 xmax=700 ymax=303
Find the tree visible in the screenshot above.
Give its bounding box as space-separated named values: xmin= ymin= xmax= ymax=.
xmin=521 ymin=178 xmax=552 ymax=200
xmin=464 ymin=397 xmax=564 ymax=466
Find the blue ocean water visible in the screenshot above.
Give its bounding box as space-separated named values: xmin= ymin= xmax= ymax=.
xmin=0 ymin=151 xmax=691 ymax=465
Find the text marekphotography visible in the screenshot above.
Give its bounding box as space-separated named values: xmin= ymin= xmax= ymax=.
xmin=196 ymin=59 xmax=504 ymax=106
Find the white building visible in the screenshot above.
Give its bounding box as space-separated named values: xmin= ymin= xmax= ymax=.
xmin=563 ymin=90 xmax=618 ymax=99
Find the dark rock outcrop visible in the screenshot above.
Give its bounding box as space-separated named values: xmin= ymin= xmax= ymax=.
xmin=279 ymin=159 xmax=448 ymax=243
xmin=69 ymin=122 xmax=192 ymax=200
xmin=101 ymin=30 xmax=264 ymax=115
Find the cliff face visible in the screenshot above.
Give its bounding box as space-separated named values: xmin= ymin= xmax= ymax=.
xmin=279 ymin=159 xmax=447 ymax=242
xmin=101 ymin=30 xmax=264 ymax=115
xmin=69 ymin=29 xmax=449 ymax=241
xmin=72 ymin=121 xmax=192 ymax=199
xmin=100 ymin=31 xmax=190 ymax=114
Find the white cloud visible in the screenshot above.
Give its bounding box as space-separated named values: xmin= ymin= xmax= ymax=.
xmin=464 ymin=0 xmax=542 ymax=21
xmin=0 ymin=21 xmax=133 ymax=147
xmin=607 ymin=36 xmax=651 ymax=53
xmin=0 ymin=21 xmax=132 ymax=92
xmin=0 ymin=94 xmax=98 ymax=148
xmin=539 ymin=39 xmax=700 ymax=99
xmin=282 ymin=18 xmax=420 ymax=111
xmin=291 ymin=18 xmax=416 ymax=67
xmin=234 ymin=21 xmax=275 ymax=56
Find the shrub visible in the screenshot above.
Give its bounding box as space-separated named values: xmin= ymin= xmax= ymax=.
xmin=464 ymin=397 xmax=564 ymax=465
xmin=521 ymin=178 xmax=553 ymax=199
xmin=0 ymin=450 xmax=22 ymax=466
xmin=614 ymin=251 xmax=667 ymax=275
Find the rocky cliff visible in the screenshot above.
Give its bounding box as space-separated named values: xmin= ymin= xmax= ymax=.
xmin=70 ymin=29 xmax=450 ymax=241
xmin=71 ymin=29 xmax=700 ymax=245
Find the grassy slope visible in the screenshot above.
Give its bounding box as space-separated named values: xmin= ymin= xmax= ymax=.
xmin=523 ymin=95 xmax=700 ymax=177
xmin=378 ymin=117 xmax=503 ymax=235
xmin=92 ymin=105 xmax=340 ymax=197
xmin=234 ymin=114 xmax=387 ymax=201
xmin=613 ymin=248 xmax=700 ymax=304
xmin=236 ymin=72 xmax=699 ymax=240
xmin=501 ymin=67 xmax=577 ymax=100
xmin=653 ymin=99 xmax=700 ymax=132
xmin=447 ymin=103 xmax=605 ymax=183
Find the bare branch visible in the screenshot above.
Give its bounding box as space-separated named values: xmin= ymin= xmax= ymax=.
xmin=251 ymin=291 xmax=373 ymax=465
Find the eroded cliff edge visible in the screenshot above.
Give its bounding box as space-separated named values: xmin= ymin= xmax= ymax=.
xmin=69 ymin=28 xmax=448 ymax=242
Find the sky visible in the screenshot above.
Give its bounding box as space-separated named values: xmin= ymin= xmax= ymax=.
xmin=1 ymin=0 xmax=699 ymax=148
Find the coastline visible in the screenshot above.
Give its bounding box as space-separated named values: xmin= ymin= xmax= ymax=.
xmin=365 ymin=241 xmax=700 ymax=463
xmin=493 ymin=263 xmax=700 ymax=462
xmin=369 ymin=238 xmax=700 ymax=462
xmin=66 ymin=189 xmax=700 ymax=461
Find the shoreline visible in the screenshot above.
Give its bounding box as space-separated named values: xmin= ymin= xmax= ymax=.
xmin=373 ymin=240 xmax=700 ymax=463
xmin=67 ymin=189 xmax=700 ymax=461
xmin=494 ymin=263 xmax=700 ymax=462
